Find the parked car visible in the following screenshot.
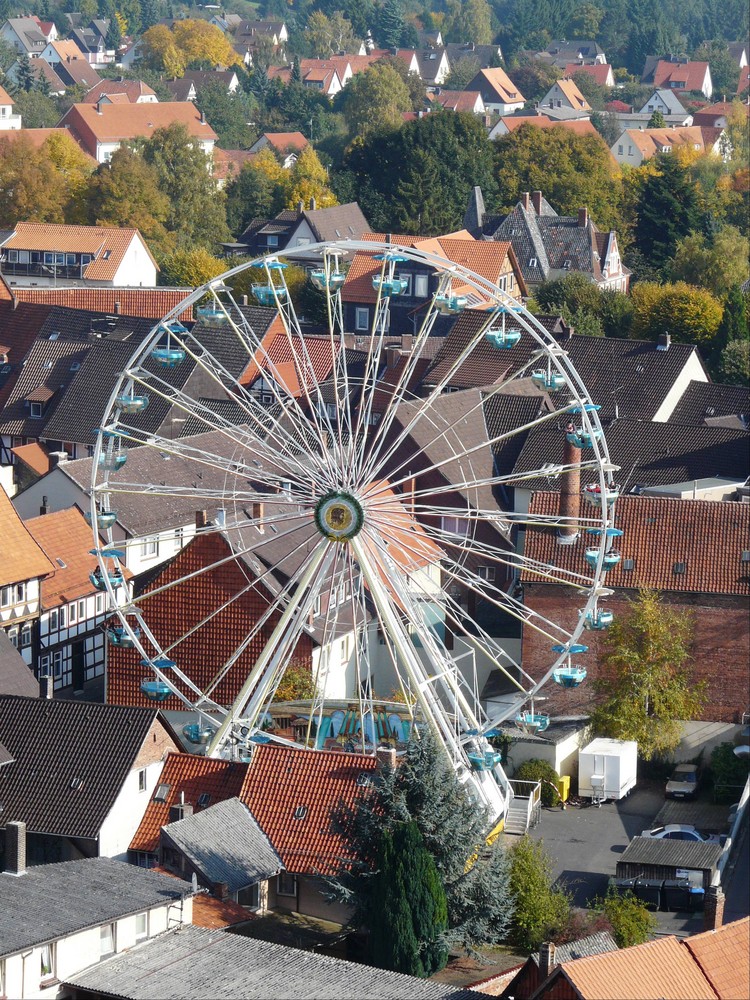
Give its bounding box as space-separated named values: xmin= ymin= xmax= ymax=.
xmin=640 ymin=824 xmax=721 ymax=844
xmin=666 ymin=763 xmax=700 ymax=799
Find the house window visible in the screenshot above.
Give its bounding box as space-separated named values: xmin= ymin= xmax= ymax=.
xmin=53 ymin=650 xmax=63 ymax=678
xmin=197 ymin=792 xmax=211 ymax=807
xmin=8 ymin=628 xmax=18 ymax=648
xmin=30 ymin=402 xmax=43 ymax=418
xmin=135 ymin=912 xmax=148 ymax=941
xmin=68 ymin=602 xmax=77 ymax=625
xmin=174 ymin=527 xmax=184 ymax=549
xmin=277 ymin=872 xmax=297 ymax=896
xmin=441 ymin=515 xmax=469 ymax=538
xmin=1 ymin=586 xmax=11 ymax=607
xmin=477 ymin=566 xmax=495 ymax=582
xmin=100 ymin=923 xmax=115 ymax=957
xmin=397 ymin=272 xmax=412 ymax=295
xmin=355 ymin=307 xmax=369 ymax=331
xmin=673 ymin=561 xmax=686 ymax=575
xmin=40 ymin=943 xmax=55 ymax=979
xmin=138 ymin=768 xmax=147 ymax=792
xmin=618 ymin=144 xmax=623 ymax=155
xmin=622 ymin=558 xmax=635 ymax=571
xmin=414 ymin=274 xmax=429 ymax=297
xmin=154 ymin=783 xmax=170 ymax=803
xmin=96 ymin=593 xmax=104 ymax=614
xmin=49 ymin=609 xmax=58 ymax=630
xmin=78 ymin=599 xmax=85 ymax=620
xmin=7 ymin=250 xmax=17 ymax=262
xmin=529 ymin=257 xmax=537 ymax=268
xmin=20 ymin=622 xmax=32 ymax=647
xmin=40 ymin=654 xmax=50 ymax=676
xmin=266 ymin=234 xmax=279 ymax=247
xmin=238 ymin=883 xmax=260 ymax=909
xmin=141 ymin=537 xmax=159 ymax=558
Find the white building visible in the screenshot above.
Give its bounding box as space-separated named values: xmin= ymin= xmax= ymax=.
xmin=0 ymin=84 xmax=21 ymax=129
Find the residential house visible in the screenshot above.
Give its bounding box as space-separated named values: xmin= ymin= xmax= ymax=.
xmin=25 ymin=507 xmax=130 ymax=695
xmin=0 ymin=841 xmax=193 ymax=1000
xmin=81 ymin=78 xmax=158 ymax=104
xmin=0 ymin=694 xmax=181 ymax=862
xmin=666 ymin=380 xmax=749 ymax=428
xmin=444 ymin=41 xmax=504 ymax=69
xmin=639 ymin=87 xmax=690 ymax=117
xmin=63 ymin=922 xmax=493 ymax=999
xmin=563 ymin=62 xmax=615 ymax=87
xmin=537 ymin=40 xmax=607 ymax=67
xmin=727 ymin=40 xmax=748 ymax=68
xmin=603 ymin=88 xmax=694 ymax=133
xmin=429 ymin=89 xmax=485 ymax=114
xmin=235 ymin=19 xmax=288 ymax=45
xmin=476 ymin=190 xmax=630 ymax=291
xmin=209 ymin=12 xmax=243 ymax=33
xmin=412 ymin=47 xmax=451 ymax=87
xmin=236 ymin=200 xmax=370 ymax=259
xmin=57 ymin=102 xmax=218 ymax=162
xmin=182 ymin=69 xmax=240 ymax=95
xmin=465 ymin=67 xmax=525 ymax=114
xmin=4 ymin=56 xmax=66 ymax=94
xmin=489 ymin=113 xmax=601 ymax=140
xmin=247 ymin=130 xmax=309 ymax=168
xmin=0 ymin=222 xmax=158 ymax=287
xmin=539 ymin=77 xmax=592 ymax=114
xmin=737 ymin=66 xmax=750 ymax=96
xmin=692 ymin=100 xmax=750 ymax=128
xmin=165 ymin=76 xmax=197 ymax=102
xmin=0 ymin=84 xmax=21 ymax=130
xmin=69 ymin=19 xmax=115 ymax=67
xmin=38 ymin=41 xmax=103 ymax=89
xmin=518 ymin=494 xmax=750 ymax=725
xmin=212 ymin=148 xmax=257 ymax=188
xmin=648 ymin=57 xmax=713 ymax=98
xmin=610 ymin=125 xmax=725 ymax=165
xmin=0 ymin=489 xmax=54 ymax=669
xmin=268 ymin=60 xmax=344 ymax=97
xmin=0 ymin=16 xmax=56 ymax=57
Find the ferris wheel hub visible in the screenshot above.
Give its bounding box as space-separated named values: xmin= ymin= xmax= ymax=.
xmin=314 ymin=491 xmax=365 ymax=542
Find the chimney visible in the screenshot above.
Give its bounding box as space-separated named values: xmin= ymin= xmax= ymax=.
xmin=214 ymin=880 xmax=229 ymax=900
xmin=196 ymin=509 xmax=208 ymax=529
xmin=96 ymin=98 xmax=104 ymax=113
xmin=4 ymin=820 xmax=27 ymax=876
xmin=376 ymin=746 xmax=396 ymax=770
xmin=578 ymin=207 xmax=588 ymax=228
xmin=538 ymin=941 xmax=557 ymax=980
xmin=657 ymin=332 xmax=671 ymax=351
xmin=114 ymin=301 xmax=121 ymax=314
xmin=168 ymin=801 xmax=194 ymax=823
xmin=558 ymin=424 xmax=581 ymax=545
xmin=241 ymin=294 xmax=248 ymax=306
xmin=44 ymin=674 xmax=54 ymax=699
xmin=401 ymin=333 xmax=413 ymax=351
xmin=39 ymin=495 xmax=49 ymax=516
xmin=532 ymin=190 xmax=543 ymax=214
xmin=200 ymin=109 xmax=206 ymax=124
xmin=48 ymin=450 xmax=68 ymax=468
xmin=297 ymin=199 xmax=304 ymax=213
xmin=309 ymin=196 xmax=316 ymax=211
xmin=251 ymin=500 xmax=264 ymax=528
xmin=703 ymin=886 xmax=725 ymax=931
xmin=521 ymin=191 xmax=530 ymax=210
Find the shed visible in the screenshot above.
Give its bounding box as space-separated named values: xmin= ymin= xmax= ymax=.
xmin=616 ymin=837 xmax=722 ymax=889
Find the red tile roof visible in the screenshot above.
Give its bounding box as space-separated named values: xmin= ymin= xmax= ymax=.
xmin=11 ymin=442 xmax=51 ymax=477
xmin=212 ymin=147 xmax=257 ymax=182
xmin=564 ymin=62 xmax=613 ymax=86
xmin=82 ymin=79 xmax=157 ymax=103
xmin=58 ymin=101 xmax=218 ymax=156
xmin=0 ymin=487 xmax=55 ymax=588
xmin=522 ymin=493 xmax=750 ymax=596
xmin=129 ymin=752 xmax=251 ymax=853
xmin=239 ymin=327 xmax=338 ymax=395
xmin=7 ymin=285 xmax=193 ymax=321
xmin=500 ymin=114 xmax=601 ymax=140
xmin=683 ymin=916 xmax=750 ymax=999
xmin=5 ymin=222 xmax=157 ymax=282
xmin=262 ymin=131 xmax=308 ymax=152
xmin=242 ymin=744 xmax=377 ymax=875
xmin=429 ymin=89 xmax=483 ymax=113
xmin=653 ymin=60 xmax=710 ymax=93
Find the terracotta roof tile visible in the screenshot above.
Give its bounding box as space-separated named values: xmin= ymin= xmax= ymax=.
xmin=558 ymin=935 xmax=716 ymax=999
xmin=522 ymin=492 xmax=750 ymax=596
xmin=472 ymin=67 xmax=525 ymax=104
xmin=82 ymin=79 xmax=157 ymax=103
xmin=10 ymin=442 xmax=51 ymax=477
xmin=129 ymin=752 xmax=251 ymax=854
xmin=242 ymin=744 xmax=378 ymax=875
xmin=191 ymin=893 xmax=254 ymax=928
xmin=683 ymin=916 xmax=750 ymax=999
xmin=554 ymin=77 xmax=592 ymax=109
xmin=262 ymin=131 xmax=308 ymax=151
xmin=8 ymin=286 xmax=193 ymax=321
xmin=59 ymin=101 xmax=218 ymax=153
xmin=653 ymin=60 xmax=710 ymax=93
xmin=501 ymin=114 xmax=601 ymax=139
xmin=0 ymin=487 xmax=55 ymax=587
xmin=4 ymin=222 xmax=156 ymax=282
xmin=564 ymin=63 xmax=613 ymax=86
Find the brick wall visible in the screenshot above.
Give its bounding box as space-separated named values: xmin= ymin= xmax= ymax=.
xmin=133 ymin=717 xmax=181 ymax=769
xmin=521 ymin=584 xmax=749 ymax=724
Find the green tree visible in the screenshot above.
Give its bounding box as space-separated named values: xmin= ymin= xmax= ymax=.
xmin=536 ymin=272 xmax=602 ymax=316
xmin=493 ymin=124 xmax=623 ymax=232
xmin=668 ymin=228 xmax=750 ymax=300
xmin=43 ymin=131 xmax=94 ymax=224
xmin=507 ymin=55 xmax=562 ymax=103
xmin=340 ymin=62 xmax=411 ymax=137
xmin=717 ymin=285 xmax=750 ymax=347
xmin=634 ymin=154 xmax=700 ymax=272
xmin=647 ymin=109 xmax=666 ymax=128
xmin=590 ymin=589 xmax=707 ymax=760
xmin=566 ymin=1 xmax=603 ymax=37
xmin=442 ymin=56 xmax=482 ymax=91
xmin=158 ymin=246 xmax=227 ymax=286
xmin=710 ymin=742 xmax=750 ymax=802
xmin=286 ymin=145 xmax=338 ymax=209
xmin=16 ymin=53 xmax=35 ymax=92
xmin=443 ymin=0 xmax=492 ymax=44
xmin=514 ymin=758 xmax=561 ymax=806
xmin=272 ymin=661 xmax=317 ymax=702
xmin=141 ymin=123 xmax=230 ymax=248
xmin=694 ymin=40 xmax=741 ymax=97
xmin=328 ymin=729 xmax=515 ymax=954
xmin=196 ymin=80 xmax=256 ymax=150
xmin=630 ymin=281 xmax=724 ymax=348
xmin=0 ymin=134 xmax=66 ymax=226
xmin=508 ymin=836 xmax=570 ymax=951
xmin=374 ymin=54 xmax=427 ymax=111
xmin=595 ymin=889 xmax=657 ymax=947
xmin=225 ymin=161 xmax=278 ymax=236
xmin=718 ymin=338 xmax=750 ymax=385
xmin=87 ymin=146 xmax=170 ymax=250
xmin=10 ymin=88 xmax=59 ymax=128
xmin=376 ymin=0 xmax=405 ymax=48
xmin=369 ymin=821 xmax=448 ymax=976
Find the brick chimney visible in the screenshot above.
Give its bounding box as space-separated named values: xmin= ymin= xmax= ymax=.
xmin=578 ymin=207 xmax=588 ymax=228
xmin=214 ymin=881 xmax=229 ymax=900
xmin=521 ymin=191 xmax=530 ymax=210
xmin=538 ymin=941 xmax=557 ymax=979
xmin=558 ymin=424 xmax=581 ymax=545
xmin=703 ymin=886 xmax=725 ymax=931
xmin=4 ymin=820 xmax=27 ymax=876
xmin=309 ymin=196 xmax=316 ymax=211
xmin=195 ymin=510 xmax=208 ymax=529
xmin=376 ymin=746 xmax=396 ymax=770
xmin=168 ymin=801 xmax=193 ymax=823
xmin=532 ymin=190 xmax=543 ymax=214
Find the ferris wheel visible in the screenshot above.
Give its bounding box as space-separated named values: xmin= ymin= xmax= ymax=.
xmin=89 ymin=239 xmax=620 ymax=825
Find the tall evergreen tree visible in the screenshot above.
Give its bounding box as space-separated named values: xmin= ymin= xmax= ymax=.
xmin=634 ymin=154 xmax=700 ymax=273
xmin=140 ymin=0 xmax=159 ymax=31
xmin=647 ymin=109 xmax=665 ymax=128
xmin=16 ymin=54 xmax=36 ymax=93
xmin=377 ymin=0 xmax=404 ymax=49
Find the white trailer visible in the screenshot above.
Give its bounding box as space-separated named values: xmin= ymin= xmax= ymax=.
xmin=578 ymin=738 xmax=638 ymax=805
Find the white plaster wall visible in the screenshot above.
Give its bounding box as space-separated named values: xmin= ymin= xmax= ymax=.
xmin=675 ymin=720 xmax=742 ymax=761
xmin=652 ymin=351 xmax=709 ymax=421
xmin=98 ymin=760 xmax=166 ymax=859
xmin=12 ymin=468 xmax=83 ymax=519
xmin=112 ymin=235 xmax=157 ymax=287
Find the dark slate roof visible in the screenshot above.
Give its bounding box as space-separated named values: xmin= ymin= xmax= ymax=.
xmin=0 ymin=695 xmax=159 ymax=838
xmin=0 ymin=631 xmax=40 ymax=698
xmin=509 ymin=417 xmax=750 ymax=492
xmin=161 ymin=797 xmax=282 ymax=892
xmin=303 ymin=202 xmax=371 ymax=243
xmin=0 ymin=857 xmax=191 ymax=959
xmin=532 ymin=931 xmax=618 ymax=965
xmin=485 ymin=202 xmax=552 ymax=285
xmin=65 ymin=924 xmax=485 ymax=999
xmin=618 ymin=836 xmax=722 ymax=870
xmin=0 ymin=335 xmax=90 ymax=437
xmin=668 ymin=380 xmax=750 ymax=427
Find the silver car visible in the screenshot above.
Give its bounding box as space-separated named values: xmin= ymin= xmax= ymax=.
xmin=666 ymin=763 xmax=699 ymax=799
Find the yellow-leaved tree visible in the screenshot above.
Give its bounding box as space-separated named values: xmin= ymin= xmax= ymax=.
xmin=286 ymin=145 xmax=338 ymax=210
xmin=172 ymin=19 xmax=242 ymax=70
xmin=43 ymin=131 xmax=95 ymax=224
xmin=141 ymin=24 xmax=185 ymax=77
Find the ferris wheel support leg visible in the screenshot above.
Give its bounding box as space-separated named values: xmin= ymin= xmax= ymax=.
xmin=205 ymin=542 xmax=332 ymax=758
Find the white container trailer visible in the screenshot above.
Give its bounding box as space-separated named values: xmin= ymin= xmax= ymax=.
xmin=578 ymin=738 xmax=637 ymax=804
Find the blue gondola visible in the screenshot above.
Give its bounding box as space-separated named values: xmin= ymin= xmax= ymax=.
xmin=434 ymin=292 xmax=468 ymax=315
xmin=584 ymin=548 xmax=622 ymax=570
xmin=85 ymin=509 xmax=117 ymax=529
xmin=252 ymin=284 xmax=288 ymax=306
xmin=114 ymin=393 xmax=149 ymax=414
xmin=89 ymin=567 xmax=124 ymax=590
xmin=373 ymin=252 xmax=408 ymax=263
xmin=516 ymin=711 xmax=550 ymax=735
xmin=183 ymin=723 xmax=214 ymax=745
xmin=89 ymin=547 xmax=125 ymax=559
xmin=195 ymin=304 xmax=228 ymax=325
xmin=140 ymin=678 xmax=171 ymax=701
xmin=553 ymin=665 xmax=588 ymax=688
xmin=581 ymin=607 xmax=614 ymax=630
xmin=310 ymin=269 xmax=346 ymax=292
xmin=586 ymin=527 xmax=624 ymax=538
xmin=485 ymin=328 xmax=522 ymax=349
xmin=98 ymin=449 xmax=127 ymax=471
xmin=250 ymin=732 xmax=271 ymax=744
xmin=569 ymin=402 xmax=601 ymax=414
xmin=151 ymin=346 xmax=186 ymax=367
xmin=566 ymin=427 xmax=602 ymax=449
xmin=106 ymin=625 xmax=141 ymax=647
xmin=531 ymin=370 xmax=566 ymax=391
xmin=552 ymin=642 xmax=589 ymax=655
xmin=141 ymin=656 xmax=176 ymax=671
xmin=372 ymin=274 xmax=408 ymax=297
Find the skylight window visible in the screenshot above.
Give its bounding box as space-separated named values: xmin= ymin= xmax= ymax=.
xmin=293 ymin=806 xmax=308 ymax=820
xmin=673 ymin=561 xmax=686 ymax=575
xmin=154 ymin=783 xmax=170 ymax=803
xmin=197 ymin=792 xmax=211 ymax=807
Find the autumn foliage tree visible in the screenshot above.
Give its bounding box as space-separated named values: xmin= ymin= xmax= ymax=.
xmin=630 ymin=281 xmax=723 ymax=348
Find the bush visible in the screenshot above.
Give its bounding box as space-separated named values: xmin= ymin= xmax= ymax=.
xmin=508 ymin=836 xmax=570 ymax=951
xmin=514 ymin=759 xmax=561 ymax=807
xmin=597 ymin=889 xmax=657 ymax=947
xmin=709 ymin=742 xmax=749 ymax=803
